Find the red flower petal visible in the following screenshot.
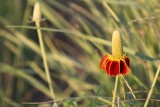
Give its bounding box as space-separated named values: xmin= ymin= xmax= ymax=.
xmin=120 ymin=60 xmax=128 ymax=75
xmin=106 ymin=59 xmax=112 ymax=75
xmin=124 ymin=56 xmax=130 ymax=67
xmin=100 ymin=55 xmax=130 ymax=76
xmin=124 ymin=56 xmax=130 ymax=74
xmin=100 ymin=54 xmax=110 ymax=70
xmin=125 ymin=65 xmax=130 ymax=74
xmin=108 ymin=60 xmax=120 ymax=76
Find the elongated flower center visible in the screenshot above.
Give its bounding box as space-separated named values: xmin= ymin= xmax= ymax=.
xmin=112 ymin=30 xmax=123 ymax=58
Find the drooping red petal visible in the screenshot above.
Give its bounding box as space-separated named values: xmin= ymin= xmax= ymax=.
xmin=120 ymin=57 xmax=130 ymax=75
xmin=125 ymin=65 xmax=130 ymax=74
xmin=125 ymin=56 xmax=130 ymax=74
xmin=120 ymin=60 xmax=127 ymax=75
xmin=124 ymin=56 xmax=130 ymax=68
xmin=106 ymin=59 xmax=112 ymax=75
xmin=108 ymin=60 xmax=120 ymax=76
xmin=100 ymin=54 xmax=110 ymax=70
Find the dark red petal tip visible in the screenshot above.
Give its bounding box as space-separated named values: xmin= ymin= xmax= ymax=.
xmin=120 ymin=60 xmax=125 ymax=74
xmin=124 ymin=56 xmax=130 ymax=67
xmin=120 ymin=60 xmax=130 ymax=75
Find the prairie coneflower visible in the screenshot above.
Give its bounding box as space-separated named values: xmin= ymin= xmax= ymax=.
xmin=100 ymin=30 xmax=130 ymax=76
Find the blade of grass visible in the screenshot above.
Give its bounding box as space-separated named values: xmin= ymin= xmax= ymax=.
xmin=144 ymin=64 xmax=160 ymax=107
xmin=5 ymin=25 xmax=158 ymax=62
xmin=0 ymin=63 xmax=51 ymax=97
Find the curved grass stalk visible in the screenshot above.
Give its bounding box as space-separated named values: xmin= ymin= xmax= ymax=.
xmin=121 ymin=75 xmax=136 ymax=99
xmin=144 ymin=65 xmax=160 ymax=107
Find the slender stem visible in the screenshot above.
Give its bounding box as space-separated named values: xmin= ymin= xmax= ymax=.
xmin=121 ymin=75 xmax=136 ymax=99
xmin=35 ymin=21 xmax=55 ymax=100
xmin=112 ymin=75 xmax=119 ymax=107
xmin=117 ymin=97 xmax=120 ymax=107
xmin=144 ymin=65 xmax=160 ymax=107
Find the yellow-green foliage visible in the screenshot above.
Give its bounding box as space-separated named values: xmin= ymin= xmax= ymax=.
xmin=0 ymin=0 xmax=160 ymax=107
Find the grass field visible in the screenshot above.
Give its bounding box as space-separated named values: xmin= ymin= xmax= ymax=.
xmin=0 ymin=0 xmax=160 ymax=107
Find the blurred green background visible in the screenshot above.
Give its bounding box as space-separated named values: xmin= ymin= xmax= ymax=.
xmin=0 ymin=0 xmax=160 ymax=107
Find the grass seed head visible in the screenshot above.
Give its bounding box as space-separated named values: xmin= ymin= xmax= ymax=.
xmin=32 ymin=2 xmax=41 ymax=21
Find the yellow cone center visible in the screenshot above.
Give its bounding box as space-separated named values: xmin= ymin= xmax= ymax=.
xmin=112 ymin=30 xmax=123 ymax=58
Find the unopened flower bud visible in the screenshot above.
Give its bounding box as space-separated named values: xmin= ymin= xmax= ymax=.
xmin=32 ymin=2 xmax=41 ymax=21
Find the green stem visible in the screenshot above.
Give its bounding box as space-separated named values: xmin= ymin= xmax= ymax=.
xmin=112 ymin=75 xmax=119 ymax=107
xmin=144 ymin=65 xmax=160 ymax=107
xmin=35 ymin=21 xmax=55 ymax=100
xmin=121 ymin=75 xmax=136 ymax=99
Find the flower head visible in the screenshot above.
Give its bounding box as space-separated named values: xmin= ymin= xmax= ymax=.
xmin=100 ymin=30 xmax=130 ymax=76
xmin=32 ymin=2 xmax=41 ymax=21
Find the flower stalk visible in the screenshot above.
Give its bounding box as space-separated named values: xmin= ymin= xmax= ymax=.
xmin=112 ymin=75 xmax=119 ymax=107
xmin=33 ymin=2 xmax=56 ymax=104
